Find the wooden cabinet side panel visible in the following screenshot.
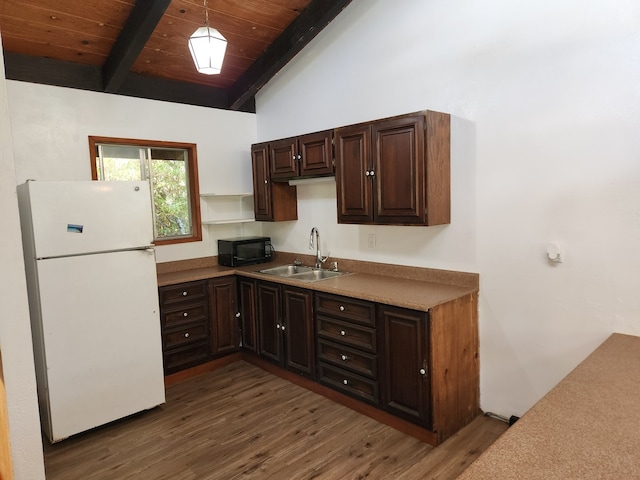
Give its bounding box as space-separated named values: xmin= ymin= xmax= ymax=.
xmin=283 ymin=286 xmax=315 ymax=377
xmin=208 ymin=277 xmax=239 ymax=357
xmin=270 ymin=182 xmax=298 ymax=221
xmin=429 ymin=293 xmax=479 ymax=441
xmin=425 ymin=111 xmax=451 ymax=226
xmin=335 ymin=124 xmax=372 ymax=223
xmin=299 ymin=130 xmax=334 ymax=177
xmin=373 ymin=115 xmax=425 ymax=224
xmin=239 ymin=279 xmax=258 ymax=353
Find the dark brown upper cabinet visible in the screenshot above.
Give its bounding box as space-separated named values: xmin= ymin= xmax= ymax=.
xmin=335 ymin=111 xmax=450 ymax=226
xmin=251 ymin=142 xmax=297 ymax=222
xmin=269 ymin=130 xmax=334 ymax=180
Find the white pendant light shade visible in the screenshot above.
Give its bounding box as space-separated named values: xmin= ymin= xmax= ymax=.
xmin=188 ymin=25 xmax=227 ymax=75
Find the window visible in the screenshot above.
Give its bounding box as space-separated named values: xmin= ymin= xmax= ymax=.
xmin=89 ymin=137 xmax=202 ymax=245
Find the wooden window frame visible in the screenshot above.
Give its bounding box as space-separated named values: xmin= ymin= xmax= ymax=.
xmin=88 ymin=136 xmax=202 ymax=246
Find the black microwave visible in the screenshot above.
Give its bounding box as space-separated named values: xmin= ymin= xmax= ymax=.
xmin=218 ymin=236 xmax=273 ymax=267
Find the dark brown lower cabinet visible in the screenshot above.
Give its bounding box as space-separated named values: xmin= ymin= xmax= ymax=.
xmin=380 ymin=305 xmax=431 ymax=428
xmin=256 ymin=280 xmax=314 ymax=377
xmin=238 ymin=278 xmax=258 ymax=353
xmin=159 ymin=277 xmax=241 ymax=375
xmin=208 ymin=277 xmax=240 ymax=357
xmin=256 ymin=281 xmax=282 ymax=364
xmin=282 ymin=285 xmax=314 ymax=377
xmin=158 ymin=280 xmax=211 ymax=375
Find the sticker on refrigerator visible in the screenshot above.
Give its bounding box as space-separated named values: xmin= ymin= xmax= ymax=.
xmin=67 ymin=224 xmax=84 ymax=233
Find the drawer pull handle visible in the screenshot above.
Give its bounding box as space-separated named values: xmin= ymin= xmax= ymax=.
xmin=183 ymin=312 xmax=188 ymax=317
xmin=182 ymin=291 xmax=188 ymax=296
xmin=341 ymin=354 xmax=348 ymax=361
xmin=339 ymin=305 xmax=345 ymax=311
xmin=184 ymin=332 xmax=190 ymax=338
xmin=340 ymin=330 xmax=346 ymax=336
xmin=343 ymin=379 xmax=348 ymax=385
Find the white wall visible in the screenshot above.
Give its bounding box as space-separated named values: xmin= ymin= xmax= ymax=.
xmin=0 ymin=38 xmax=46 ymax=479
xmin=3 ymin=80 xmax=258 ymax=475
xmin=7 ymin=82 xmax=260 ymax=263
xmin=256 ymin=0 xmax=640 ymax=415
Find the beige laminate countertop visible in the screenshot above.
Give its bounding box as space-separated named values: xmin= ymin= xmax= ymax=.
xmin=457 ymin=333 xmax=640 ymax=479
xmin=156 ymin=262 xmax=477 ymax=312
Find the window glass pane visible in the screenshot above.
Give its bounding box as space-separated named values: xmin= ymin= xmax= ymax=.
xmin=150 ymin=149 xmax=192 ymax=239
xmin=99 ymin=145 xmax=142 ymax=181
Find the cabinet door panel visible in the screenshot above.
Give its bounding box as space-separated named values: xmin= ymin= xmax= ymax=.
xmin=257 ymin=282 xmax=282 ymax=364
xmin=299 ymin=130 xmax=334 ymax=177
xmin=209 ymin=277 xmax=239 ymax=357
xmin=373 ymin=115 xmax=425 ymax=224
xmin=270 ymin=137 xmax=298 ymax=179
xmin=283 ymin=286 xmax=314 ymax=377
xmin=251 ymin=143 xmax=272 ymax=221
xmin=381 ymin=305 xmax=431 ymax=428
xmin=239 ymin=279 xmax=258 ymax=353
xmin=335 ymin=124 xmax=373 ymax=223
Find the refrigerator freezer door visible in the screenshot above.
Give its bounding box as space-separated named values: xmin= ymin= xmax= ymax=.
xmin=35 ymin=248 xmax=165 ymax=442
xmin=23 ymin=180 xmax=154 ymax=258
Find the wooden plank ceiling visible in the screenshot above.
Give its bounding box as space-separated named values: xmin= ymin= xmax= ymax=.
xmin=0 ymin=0 xmax=352 ymax=111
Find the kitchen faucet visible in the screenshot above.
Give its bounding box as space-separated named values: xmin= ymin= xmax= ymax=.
xmin=309 ymin=227 xmax=328 ymax=268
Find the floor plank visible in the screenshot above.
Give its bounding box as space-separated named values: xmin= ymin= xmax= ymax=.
xmin=43 ymin=361 xmax=507 ymax=479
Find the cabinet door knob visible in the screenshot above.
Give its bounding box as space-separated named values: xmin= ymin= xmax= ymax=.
xmin=182 ymin=291 xmax=188 ymax=296
xmin=343 ymin=379 xmax=348 ymax=385
xmin=365 ymin=171 xmax=370 ymax=176
xmin=281 ymin=325 xmax=286 ymax=331
xmin=339 ymin=305 xmax=345 ymax=312
xmin=419 ymin=368 xmax=426 ymax=375
xmin=276 ymin=323 xmax=281 ymax=330
xmin=183 ymin=312 xmax=188 ymax=317
xmin=340 ymin=330 xmax=346 ymax=336
xmin=264 ymin=180 xmax=268 ymax=184
xmin=184 ymin=332 xmax=190 ymax=338
xmin=235 ymin=312 xmax=241 ymax=318
xmin=341 ymin=354 xmax=348 ymax=361
xmin=292 ymin=154 xmax=296 ymax=160
xmin=369 ymin=170 xmax=375 ymax=177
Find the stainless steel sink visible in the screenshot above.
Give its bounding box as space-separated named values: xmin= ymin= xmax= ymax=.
xmin=288 ymin=269 xmax=344 ymax=282
xmin=258 ymin=264 xmax=347 ymax=282
xmin=258 ymin=264 xmax=314 ymax=276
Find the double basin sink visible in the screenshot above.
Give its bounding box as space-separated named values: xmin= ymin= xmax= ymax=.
xmin=258 ymin=264 xmax=347 ymax=282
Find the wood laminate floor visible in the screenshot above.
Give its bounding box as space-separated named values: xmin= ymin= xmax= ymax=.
xmin=43 ymin=361 xmax=507 ymax=480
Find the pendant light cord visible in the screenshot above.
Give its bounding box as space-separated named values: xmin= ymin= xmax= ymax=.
xmin=203 ymin=0 xmax=209 ymax=27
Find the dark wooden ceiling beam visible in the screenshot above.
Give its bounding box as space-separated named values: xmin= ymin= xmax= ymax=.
xmin=102 ymin=0 xmax=173 ymax=93
xmin=2 ymin=52 xmax=249 ymax=111
xmin=227 ymin=0 xmax=353 ymax=110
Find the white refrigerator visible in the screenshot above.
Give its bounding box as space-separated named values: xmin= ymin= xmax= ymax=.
xmin=17 ymin=180 xmax=166 ymax=443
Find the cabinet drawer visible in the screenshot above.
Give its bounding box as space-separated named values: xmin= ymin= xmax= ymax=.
xmin=318 ymin=362 xmax=379 ymax=405
xmin=316 ymin=315 xmax=376 ymax=353
xmin=163 ymin=323 xmax=209 ymax=350
xmin=163 ymin=341 xmax=211 ymax=375
xmin=161 ymin=303 xmax=209 ymax=329
xmin=317 ymin=339 xmax=377 ymax=379
xmin=159 ymin=281 xmax=208 ymax=307
xmin=315 ymin=293 xmax=375 ymax=326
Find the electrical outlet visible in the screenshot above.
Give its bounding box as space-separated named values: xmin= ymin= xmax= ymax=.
xmin=367 ymin=233 xmax=376 ymax=249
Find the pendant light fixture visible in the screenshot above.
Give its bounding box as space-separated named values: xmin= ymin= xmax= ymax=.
xmin=188 ymin=0 xmax=227 ymax=75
